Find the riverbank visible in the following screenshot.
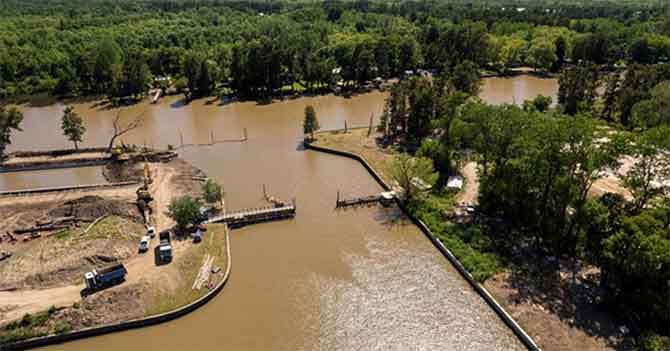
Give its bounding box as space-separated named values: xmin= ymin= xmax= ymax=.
xmin=312 ymin=129 xmax=628 ymax=351
xmin=0 ymin=155 xmax=230 ymax=348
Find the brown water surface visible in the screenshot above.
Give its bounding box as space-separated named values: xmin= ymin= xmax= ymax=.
xmin=0 ymin=166 xmax=106 ymax=191
xmin=479 ymin=75 xmax=559 ymax=106
xmin=1 ymin=76 xmax=556 ymax=350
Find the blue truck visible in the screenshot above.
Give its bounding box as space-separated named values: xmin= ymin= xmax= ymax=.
xmin=83 ymin=263 xmax=127 ymax=294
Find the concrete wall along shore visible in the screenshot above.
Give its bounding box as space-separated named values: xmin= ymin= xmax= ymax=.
xmin=304 ymin=142 xmax=542 ymax=351
xmin=0 ymin=181 xmax=140 ymax=197
xmin=1 ymin=225 xmax=232 ymax=351
xmin=1 ymin=148 xmax=111 ymax=173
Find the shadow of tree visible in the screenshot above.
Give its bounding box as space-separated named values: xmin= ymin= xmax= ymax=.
xmin=503 ymin=257 xmax=633 ymax=350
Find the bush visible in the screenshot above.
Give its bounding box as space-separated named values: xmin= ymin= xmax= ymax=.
xmin=410 ymin=194 xmax=501 ymax=282
xmin=637 ymin=333 xmax=670 ymax=351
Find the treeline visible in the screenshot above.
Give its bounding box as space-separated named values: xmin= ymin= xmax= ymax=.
xmin=379 ymin=63 xmax=669 ymax=347
xmin=2 ymin=0 xmax=670 ymax=100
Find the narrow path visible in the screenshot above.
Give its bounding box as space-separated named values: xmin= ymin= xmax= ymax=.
xmin=458 ymin=161 xmax=479 ymax=205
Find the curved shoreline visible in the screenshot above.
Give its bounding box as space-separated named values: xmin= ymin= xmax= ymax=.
xmin=1 ymin=225 xmax=232 ymax=351
xmin=304 ymin=142 xmax=541 ymax=351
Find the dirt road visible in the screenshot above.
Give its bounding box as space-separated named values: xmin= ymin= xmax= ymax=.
xmin=458 ymin=162 xmax=480 ymax=205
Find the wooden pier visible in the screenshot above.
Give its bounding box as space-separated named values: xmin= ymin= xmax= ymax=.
xmin=336 ymin=191 xmax=395 ymax=208
xmin=205 ymin=202 xmax=296 ymax=228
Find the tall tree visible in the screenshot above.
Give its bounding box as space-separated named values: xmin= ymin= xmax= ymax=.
xmin=623 ymin=127 xmax=670 ymax=212
xmin=107 ymin=110 xmax=143 ymax=152
xmin=61 ymin=106 xmax=86 ymax=150
xmin=303 ymin=105 xmax=320 ymax=140
xmin=0 ymin=106 xmax=23 ymax=160
xmin=387 ymin=154 xmax=438 ymax=202
xmin=558 ymin=65 xmax=598 ymax=115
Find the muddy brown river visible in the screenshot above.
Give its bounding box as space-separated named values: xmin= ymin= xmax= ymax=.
xmin=2 ymin=76 xmax=557 ymax=350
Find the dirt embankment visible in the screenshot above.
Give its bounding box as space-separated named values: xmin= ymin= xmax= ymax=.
xmin=0 ymin=155 xmax=213 ymax=336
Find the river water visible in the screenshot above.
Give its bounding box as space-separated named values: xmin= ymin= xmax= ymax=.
xmin=3 ymin=76 xmax=557 ymax=350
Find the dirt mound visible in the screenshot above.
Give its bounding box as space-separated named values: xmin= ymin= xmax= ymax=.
xmin=52 ymin=283 xmax=146 ymax=330
xmin=47 ymin=196 xmax=141 ymax=223
xmin=103 ymin=160 xmax=144 ymax=183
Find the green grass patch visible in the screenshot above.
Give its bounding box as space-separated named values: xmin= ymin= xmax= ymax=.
xmin=53 ymin=216 xmax=142 ymax=242
xmin=409 ymin=194 xmax=502 ymax=282
xmin=0 ymin=306 xmax=71 ymax=344
xmin=144 ymin=224 xmax=229 ymax=316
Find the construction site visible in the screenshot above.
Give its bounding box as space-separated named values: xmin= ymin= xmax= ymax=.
xmin=0 ymin=150 xmax=230 ymax=344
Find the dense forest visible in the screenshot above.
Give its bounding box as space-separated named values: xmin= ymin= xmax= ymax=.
xmin=1 ymin=0 xmax=670 ymax=350
xmin=1 ymin=0 xmax=670 ymax=100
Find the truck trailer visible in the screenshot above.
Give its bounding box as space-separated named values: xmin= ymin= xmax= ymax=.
xmin=83 ymin=263 xmax=127 ymax=294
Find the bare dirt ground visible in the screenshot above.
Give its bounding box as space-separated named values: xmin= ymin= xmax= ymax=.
xmin=485 ymin=263 xmax=632 ymax=351
xmin=457 ymin=161 xmax=479 ymax=204
xmin=2 ymin=151 xmax=110 ymax=165
xmin=0 ymin=158 xmax=204 ymax=327
xmin=314 ymin=129 xmax=395 ymax=185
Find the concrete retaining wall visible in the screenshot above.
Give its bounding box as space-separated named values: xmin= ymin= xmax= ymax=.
xmin=0 ymin=158 xmax=110 ymax=173
xmin=305 ymin=142 xmax=542 ymax=351
xmin=0 ymin=181 xmax=140 ymax=197
xmin=1 ymin=225 xmax=232 ymax=351
xmin=8 ymin=148 xmax=108 ymax=158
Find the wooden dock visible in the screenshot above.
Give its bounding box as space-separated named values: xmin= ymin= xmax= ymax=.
xmin=336 ymin=191 xmax=395 ymax=208
xmin=205 ymin=202 xmax=296 ymax=228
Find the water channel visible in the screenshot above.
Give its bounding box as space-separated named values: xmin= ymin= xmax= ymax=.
xmin=3 ymin=75 xmax=557 ymax=350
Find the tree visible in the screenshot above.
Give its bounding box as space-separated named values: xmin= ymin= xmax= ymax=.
xmin=107 ymin=110 xmax=143 ymax=152
xmin=523 ymin=95 xmax=552 ymax=112
xmin=558 ymin=65 xmax=598 ymax=115
xmin=387 ymin=154 xmax=438 ymax=202
xmin=201 ymin=179 xmax=224 ymax=206
xmin=554 ymin=36 xmax=567 ymax=69
xmin=0 ymin=106 xmax=23 ymax=160
xmin=623 ymin=127 xmax=670 ymax=212
xmin=528 ymin=39 xmax=557 ymax=72
xmin=93 ymin=38 xmax=122 ymax=92
xmin=631 ymin=81 xmax=670 ymax=129
xmin=303 ymin=105 xmax=320 ymax=140
xmin=630 ymin=38 xmax=654 ymax=64
xmin=167 ymin=195 xmax=202 ymax=230
xmin=449 ymin=60 xmax=481 ymax=96
xmin=61 ymin=106 xmax=86 ymax=150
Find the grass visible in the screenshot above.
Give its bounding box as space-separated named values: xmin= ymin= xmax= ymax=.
xmin=409 ymin=194 xmax=502 ymax=282
xmin=54 ymin=216 xmax=143 ymax=242
xmin=315 ymin=130 xmax=503 ymax=282
xmin=144 ymin=224 xmax=229 ymax=316
xmin=314 ymin=128 xmax=395 ymax=185
xmin=0 ymin=307 xmax=71 ymax=345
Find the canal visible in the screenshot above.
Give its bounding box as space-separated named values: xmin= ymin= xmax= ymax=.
xmin=4 ymin=75 xmax=557 ymax=350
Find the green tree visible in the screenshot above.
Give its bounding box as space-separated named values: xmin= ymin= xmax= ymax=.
xmin=201 ymin=179 xmax=224 ymax=206
xmin=528 ymin=39 xmax=557 ymax=72
xmin=0 ymin=106 xmax=23 ymax=160
xmin=523 ymin=95 xmax=553 ymax=112
xmin=93 ymin=38 xmax=122 ymax=92
xmin=631 ymin=81 xmax=670 ymax=129
xmin=554 ymin=36 xmax=567 ymax=69
xmin=167 ymin=195 xmax=202 ymax=230
xmin=61 ymin=106 xmax=85 ymax=150
xmin=450 ymin=60 xmax=481 ymax=96
xmin=303 ymin=105 xmax=320 ymax=140
xmin=558 ymin=64 xmax=598 ymax=115
xmin=623 ymin=127 xmax=670 ymax=212
xmin=387 ymin=154 xmax=438 ymax=202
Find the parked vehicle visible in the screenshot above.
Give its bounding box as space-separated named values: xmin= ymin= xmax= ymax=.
xmin=158 ymin=242 xmax=172 ymax=263
xmin=157 ymin=230 xmax=172 ymax=263
xmin=83 ymin=264 xmax=127 ymax=294
xmin=147 ymin=226 xmax=156 ymax=238
xmin=138 ymin=236 xmax=150 ymax=253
